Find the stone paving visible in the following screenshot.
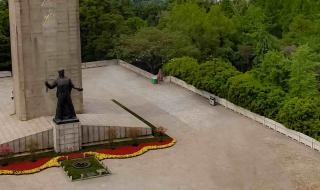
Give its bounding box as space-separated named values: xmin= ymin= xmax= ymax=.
xmin=1 ymin=65 xmax=320 ymax=190
xmin=0 ymin=78 xmax=52 ymax=144
xmin=0 ymin=78 xmax=149 ymax=145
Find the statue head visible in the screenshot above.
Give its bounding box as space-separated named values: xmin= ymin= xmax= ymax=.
xmin=58 ymin=69 xmax=65 ymax=78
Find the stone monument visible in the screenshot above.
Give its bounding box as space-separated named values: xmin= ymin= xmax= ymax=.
xmin=4 ymin=0 xmax=153 ymax=154
xmin=45 ymin=69 xmax=83 ymax=124
xmin=45 ymin=69 xmax=83 ymax=153
xmin=9 ymin=0 xmax=83 ymax=121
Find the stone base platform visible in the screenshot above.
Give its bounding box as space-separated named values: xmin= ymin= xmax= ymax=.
xmin=0 ymin=98 xmax=152 ymax=153
xmin=53 ymin=122 xmax=81 ymax=153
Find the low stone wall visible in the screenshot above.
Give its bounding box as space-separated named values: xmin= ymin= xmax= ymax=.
xmin=0 ymin=71 xmax=12 ymax=78
xmin=1 ymin=130 xmax=54 ymax=154
xmin=1 ymin=124 xmax=152 ymax=154
xmin=81 ymin=125 xmax=152 ymax=145
xmin=118 ymin=61 xmax=320 ymax=152
xmin=82 ymin=60 xmax=118 ymax=69
xmin=118 ymin=60 xmax=153 ymax=79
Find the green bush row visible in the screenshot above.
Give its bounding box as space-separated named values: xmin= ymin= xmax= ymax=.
xmin=163 ymin=57 xmax=320 ymax=140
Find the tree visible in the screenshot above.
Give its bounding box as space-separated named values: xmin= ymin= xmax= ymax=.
xmin=110 ymin=0 xmax=135 ymax=19
xmin=236 ymin=5 xmax=279 ymax=66
xmin=0 ymin=0 xmax=10 ymax=71
xmin=159 ymin=2 xmax=206 ymax=42
xmin=132 ymin=0 xmax=170 ymax=26
xmin=229 ymin=0 xmax=248 ymax=16
xmin=288 ymin=45 xmax=319 ymax=98
xmin=284 ymin=15 xmax=320 ymax=53
xmin=202 ymin=5 xmax=236 ymax=59
xmin=254 ymin=51 xmax=291 ymax=91
xmin=118 ymin=27 xmax=199 ymax=73
xmin=125 ymin=16 xmax=147 ymax=33
xmin=161 ymin=2 xmax=237 ymax=60
xmin=238 ymin=5 xmax=266 ymax=34
xmin=80 ymin=0 xmax=141 ymax=62
xmin=220 ymin=0 xmax=234 ymax=17
xmin=277 ymin=97 xmax=320 ymax=139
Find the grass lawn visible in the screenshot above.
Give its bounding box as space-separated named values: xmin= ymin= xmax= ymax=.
xmin=61 ymin=156 xmax=105 ymax=180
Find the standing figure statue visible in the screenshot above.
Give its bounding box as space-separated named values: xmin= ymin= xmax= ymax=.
xmin=45 ymin=69 xmax=83 ymax=124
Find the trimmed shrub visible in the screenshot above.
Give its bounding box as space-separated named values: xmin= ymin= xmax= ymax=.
xmin=162 ymin=56 xmax=199 ymax=84
xmin=277 ymin=97 xmax=320 ymax=140
xmin=196 ymin=59 xmax=240 ymax=97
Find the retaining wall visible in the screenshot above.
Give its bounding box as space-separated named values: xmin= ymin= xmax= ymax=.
xmin=1 ymin=130 xmax=54 ymax=154
xmin=0 ymin=71 xmax=12 ymax=78
xmin=1 ymin=125 xmax=152 ymax=154
xmin=82 ymin=125 xmax=152 ymax=145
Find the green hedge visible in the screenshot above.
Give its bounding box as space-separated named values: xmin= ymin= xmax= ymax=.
xmin=227 ymin=73 xmax=286 ymax=119
xmin=195 ymin=59 xmax=241 ymax=98
xmin=163 ymin=57 xmax=320 ymax=140
xmin=162 ymin=57 xmax=200 ymax=85
xmin=277 ymin=97 xmax=320 ymax=139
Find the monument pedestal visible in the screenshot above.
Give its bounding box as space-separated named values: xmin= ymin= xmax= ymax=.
xmin=53 ymin=121 xmax=82 ymax=153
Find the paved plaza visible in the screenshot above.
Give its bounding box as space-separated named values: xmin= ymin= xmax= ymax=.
xmin=0 ymin=65 xmax=320 ymax=190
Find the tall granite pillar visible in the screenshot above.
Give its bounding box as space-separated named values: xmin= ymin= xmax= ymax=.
xmin=9 ymin=0 xmax=83 ymax=120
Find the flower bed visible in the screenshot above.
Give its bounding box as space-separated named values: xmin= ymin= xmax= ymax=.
xmin=61 ymin=156 xmax=108 ymax=181
xmin=0 ymin=138 xmax=176 ymax=175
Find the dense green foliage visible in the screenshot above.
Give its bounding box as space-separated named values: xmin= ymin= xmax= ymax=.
xmin=80 ymin=0 xmax=133 ymax=61
xmin=277 ymin=97 xmax=320 ymax=139
xmin=0 ymin=0 xmax=10 ymax=71
xmin=118 ymin=28 xmax=199 ymax=73
xmin=79 ymin=0 xmax=170 ymax=62
xmin=0 ymin=0 xmax=319 ymax=139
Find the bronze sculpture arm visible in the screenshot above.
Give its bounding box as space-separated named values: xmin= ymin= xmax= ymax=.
xmin=45 ymin=81 xmax=57 ymax=89
xmin=70 ymin=79 xmax=83 ymax=91
xmin=73 ymin=86 xmax=83 ymax=91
